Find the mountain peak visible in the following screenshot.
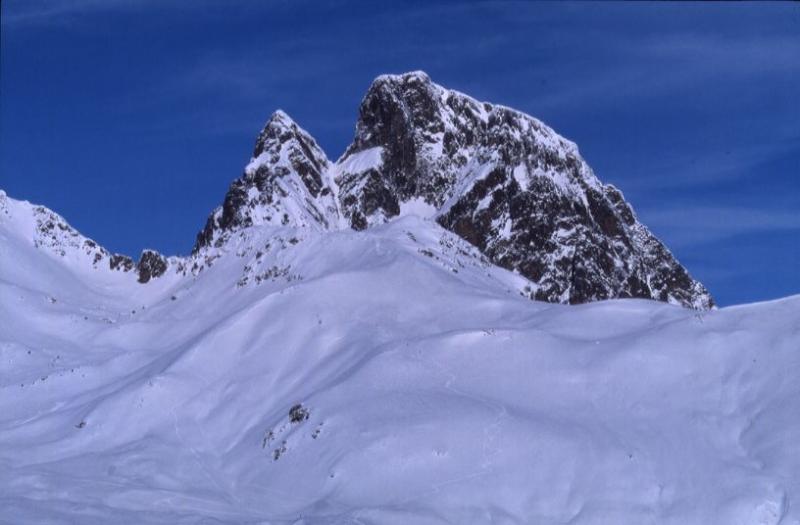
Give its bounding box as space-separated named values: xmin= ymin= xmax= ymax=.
xmin=188 ymin=72 xmax=712 ymax=308
xmin=193 ymin=112 xmax=339 ymax=252
xmin=252 ymin=109 xmax=314 ymax=159
xmin=354 ymin=70 xmax=442 ymax=150
xmin=0 ymin=74 xmax=713 ymax=308
xmin=270 ymin=108 xmax=293 ymax=122
xmin=370 ymin=70 xmax=432 ymax=88
xmin=335 ymin=72 xmax=713 ymax=308
xmin=263 ymin=108 xmax=296 ymax=132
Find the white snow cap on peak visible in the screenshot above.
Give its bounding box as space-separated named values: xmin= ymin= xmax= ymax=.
xmin=265 ymin=109 xmax=297 ymax=129
xmin=372 ymin=70 xmax=432 ymax=85
xmin=251 ymin=109 xmax=321 ymax=159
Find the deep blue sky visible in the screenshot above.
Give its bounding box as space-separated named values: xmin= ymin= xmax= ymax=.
xmin=1 ymin=1 xmax=798 ymax=305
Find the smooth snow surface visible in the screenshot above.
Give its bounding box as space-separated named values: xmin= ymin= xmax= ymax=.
xmin=1 ymin=195 xmax=798 ymax=524
xmin=399 ymin=197 xmax=438 ymax=219
xmin=336 ymin=146 xmax=383 ymax=175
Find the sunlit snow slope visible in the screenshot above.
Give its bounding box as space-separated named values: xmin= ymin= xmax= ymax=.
xmin=1 ymin=191 xmax=798 ymax=524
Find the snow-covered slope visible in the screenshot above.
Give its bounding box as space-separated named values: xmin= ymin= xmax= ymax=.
xmin=1 ymin=189 xmax=798 ymax=524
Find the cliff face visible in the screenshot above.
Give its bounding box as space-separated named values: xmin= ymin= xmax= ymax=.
xmin=335 ymin=72 xmax=713 ymax=308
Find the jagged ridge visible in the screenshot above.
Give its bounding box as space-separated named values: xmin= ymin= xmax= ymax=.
xmin=194 ymin=110 xmax=340 ymax=252
xmin=195 ymin=71 xmax=712 ymax=309
xmin=1 ymin=72 xmax=713 ymax=309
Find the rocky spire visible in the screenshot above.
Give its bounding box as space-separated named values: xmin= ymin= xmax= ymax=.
xmin=193 ymin=110 xmax=339 ymax=252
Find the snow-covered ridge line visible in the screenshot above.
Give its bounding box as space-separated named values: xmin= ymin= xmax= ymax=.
xmin=1 ymin=190 xmax=218 ymax=285
xmin=0 ymin=189 xmax=140 ymax=276
xmin=194 ymin=72 xmax=711 ymax=311
xmin=2 ymin=71 xmax=713 ymax=310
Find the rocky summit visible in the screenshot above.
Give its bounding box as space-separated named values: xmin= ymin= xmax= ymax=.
xmin=1 ymin=72 xmax=711 ymax=309
xmin=195 ymin=71 xmax=713 ymax=309
xmin=193 ymin=109 xmax=340 ymax=252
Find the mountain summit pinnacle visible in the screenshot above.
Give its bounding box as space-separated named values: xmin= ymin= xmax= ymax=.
xmin=193 ymin=110 xmax=339 ymax=252
xmin=192 ymin=72 xmax=711 ymax=308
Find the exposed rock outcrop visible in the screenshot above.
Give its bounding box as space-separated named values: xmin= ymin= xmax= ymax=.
xmin=334 ymin=72 xmax=713 ymax=308
xmin=136 ymin=250 xmax=167 ymax=283
xmin=193 ymin=110 xmax=340 ymax=252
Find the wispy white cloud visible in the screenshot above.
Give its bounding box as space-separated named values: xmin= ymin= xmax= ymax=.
xmin=617 ymin=134 xmax=799 ymax=192
xmin=2 ymin=0 xmax=142 ymax=26
xmin=1 ymin=0 xmax=252 ymax=27
xmin=641 ymin=206 xmax=800 ymax=248
xmin=531 ymin=33 xmax=800 ymax=113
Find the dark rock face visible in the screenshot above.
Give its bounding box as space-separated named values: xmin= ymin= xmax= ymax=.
xmin=137 ymin=250 xmax=167 ymax=284
xmin=289 ymin=404 xmax=310 ymax=423
xmin=110 ymin=254 xmax=135 ymax=272
xmin=337 ymin=72 xmax=460 ymax=229
xmin=336 ymin=72 xmax=713 ymax=309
